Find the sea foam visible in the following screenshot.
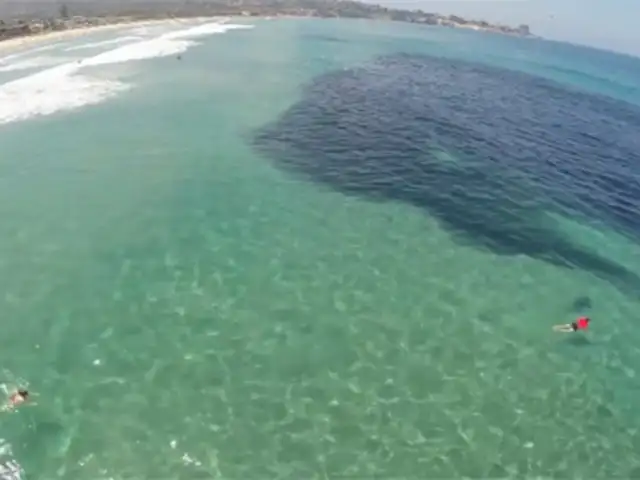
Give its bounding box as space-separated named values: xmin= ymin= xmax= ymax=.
xmin=64 ymin=36 xmax=143 ymax=52
xmin=0 ymin=22 xmax=253 ymax=127
xmin=0 ymin=63 xmax=128 ymax=125
xmin=82 ymin=38 xmax=196 ymax=66
xmin=161 ymin=22 xmax=253 ymax=39
xmin=0 ymin=56 xmax=71 ymax=73
xmin=0 ymin=438 xmax=22 ymax=480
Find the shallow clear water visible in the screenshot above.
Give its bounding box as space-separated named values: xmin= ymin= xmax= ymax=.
xmin=0 ymin=17 xmax=640 ymax=479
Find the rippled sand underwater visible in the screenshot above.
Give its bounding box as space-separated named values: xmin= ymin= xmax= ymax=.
xmin=1 ymin=17 xmax=640 ymax=479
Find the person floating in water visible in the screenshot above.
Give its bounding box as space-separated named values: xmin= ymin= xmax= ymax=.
xmin=553 ymin=316 xmax=590 ymax=333
xmin=9 ymin=390 xmax=28 ymax=407
xmin=1 ymin=389 xmax=29 ymax=412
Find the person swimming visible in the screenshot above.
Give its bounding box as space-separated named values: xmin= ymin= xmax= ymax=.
xmin=1 ymin=389 xmax=29 ymax=412
xmin=553 ymin=316 xmax=590 ymax=333
xmin=9 ymin=390 xmax=28 ymax=407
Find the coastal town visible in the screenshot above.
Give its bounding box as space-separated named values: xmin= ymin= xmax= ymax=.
xmin=0 ymin=0 xmax=532 ymax=42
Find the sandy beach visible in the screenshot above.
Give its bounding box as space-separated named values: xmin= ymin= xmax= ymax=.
xmin=0 ymin=17 xmax=222 ymax=53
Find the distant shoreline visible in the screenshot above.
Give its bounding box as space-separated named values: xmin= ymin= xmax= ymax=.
xmin=0 ymin=15 xmax=534 ymax=55
xmin=0 ymin=15 xmax=532 ymax=54
xmin=0 ymin=1 xmax=533 ymax=51
xmin=0 ymin=18 xmax=209 ymax=52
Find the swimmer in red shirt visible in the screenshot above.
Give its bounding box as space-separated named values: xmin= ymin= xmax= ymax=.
xmin=553 ymin=316 xmax=590 ymax=333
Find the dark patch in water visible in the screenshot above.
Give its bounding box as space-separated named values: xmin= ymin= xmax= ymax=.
xmin=488 ymin=463 xmax=508 ymax=477
xmin=571 ymin=295 xmax=593 ymax=312
xmin=305 ymin=33 xmax=347 ymax=44
xmin=252 ymin=53 xmax=640 ymax=292
xmin=596 ymin=403 xmax=614 ymax=418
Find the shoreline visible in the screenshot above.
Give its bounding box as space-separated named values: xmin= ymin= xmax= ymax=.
xmin=0 ymin=18 xmax=222 ymax=53
xmin=0 ymin=14 xmax=532 ymax=56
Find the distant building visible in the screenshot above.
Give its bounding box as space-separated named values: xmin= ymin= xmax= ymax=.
xmin=448 ymin=14 xmax=465 ymax=24
xmin=517 ymin=24 xmax=530 ymax=36
xmin=30 ymin=21 xmax=44 ymax=32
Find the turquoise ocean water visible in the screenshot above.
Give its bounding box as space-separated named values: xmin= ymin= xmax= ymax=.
xmin=1 ymin=17 xmax=640 ymax=479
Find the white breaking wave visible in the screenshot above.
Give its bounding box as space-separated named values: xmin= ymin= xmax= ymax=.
xmin=161 ymin=22 xmax=252 ymax=40
xmin=83 ymin=38 xmax=196 ymax=66
xmin=0 ymin=63 xmax=128 ymax=125
xmin=64 ymin=36 xmax=143 ymax=51
xmin=0 ymin=43 xmax=62 ymax=63
xmin=0 ymin=55 xmax=70 ymax=72
xmin=0 ymin=52 xmax=29 ymax=65
xmin=0 ymin=22 xmax=253 ymax=127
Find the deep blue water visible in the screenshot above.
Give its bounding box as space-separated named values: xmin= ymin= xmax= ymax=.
xmin=253 ymin=52 xmax=640 ymax=294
